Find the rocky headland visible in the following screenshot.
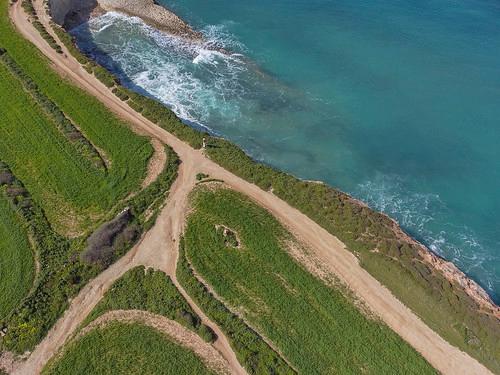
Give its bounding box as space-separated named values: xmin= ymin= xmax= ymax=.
xmin=48 ymin=0 xmax=202 ymax=39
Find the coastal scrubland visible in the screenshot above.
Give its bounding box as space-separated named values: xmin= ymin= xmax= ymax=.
xmin=181 ymin=186 xmax=436 ymax=374
xmin=0 ymin=194 xmax=34 ymax=319
xmin=83 ymin=266 xmax=216 ymax=342
xmin=42 ymin=322 xmax=215 ymax=375
xmin=5 ymin=0 xmax=499 ymax=372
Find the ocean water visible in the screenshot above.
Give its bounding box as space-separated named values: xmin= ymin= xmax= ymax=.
xmin=71 ymin=0 xmax=500 ymax=302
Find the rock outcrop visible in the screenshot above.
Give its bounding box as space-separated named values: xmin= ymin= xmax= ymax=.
xmin=48 ymin=0 xmax=202 ymax=40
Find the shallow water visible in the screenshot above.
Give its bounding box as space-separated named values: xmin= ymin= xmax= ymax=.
xmin=72 ymin=0 xmax=500 ymax=302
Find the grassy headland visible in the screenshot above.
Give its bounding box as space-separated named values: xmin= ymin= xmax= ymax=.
xmin=182 ymin=186 xmax=436 ymax=374
xmin=13 ymin=0 xmax=500 ymax=371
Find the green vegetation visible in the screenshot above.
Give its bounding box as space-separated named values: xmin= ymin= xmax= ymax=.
xmin=43 ymin=322 xmax=215 ymax=375
xmin=84 ymin=266 xmax=216 ymax=342
xmin=21 ymin=0 xmax=62 ymax=53
xmin=0 ymin=145 xmax=179 ymax=354
xmin=0 ymin=142 xmax=179 ymax=353
xmin=128 ymin=146 xmax=179 ymax=229
xmin=0 ymin=161 xmax=98 ymax=353
xmin=0 ymin=0 xmax=152 ymax=235
xmin=204 ymin=139 xmax=500 ymax=373
xmin=26 ymin=4 xmax=499 ymax=372
xmin=183 ymin=187 xmax=435 ymax=374
xmin=196 ymin=173 xmax=209 ymax=181
xmin=0 ymin=52 xmax=106 ymax=171
xmin=0 ymin=0 xmax=184 ymax=350
xmin=178 ymin=238 xmax=294 ymax=374
xmin=0 ymin=194 xmax=34 ymax=319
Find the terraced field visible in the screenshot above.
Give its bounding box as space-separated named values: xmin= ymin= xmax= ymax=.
xmin=182 ymin=186 xmax=436 ymax=375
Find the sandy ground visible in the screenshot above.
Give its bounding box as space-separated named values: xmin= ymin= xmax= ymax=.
xmin=142 ymin=139 xmax=167 ymax=188
xmin=64 ymin=309 xmax=232 ymax=374
xmin=7 ymin=1 xmax=494 ymax=374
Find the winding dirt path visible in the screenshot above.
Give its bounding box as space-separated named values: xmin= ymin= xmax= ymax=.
xmin=68 ymin=310 xmax=232 ymax=375
xmin=8 ymin=2 xmax=494 ymax=374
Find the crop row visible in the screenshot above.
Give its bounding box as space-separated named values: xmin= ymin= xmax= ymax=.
xmin=177 ymin=236 xmax=294 ymax=375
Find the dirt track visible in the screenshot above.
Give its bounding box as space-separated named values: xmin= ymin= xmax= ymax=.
xmin=68 ymin=310 xmax=232 ymax=374
xmin=8 ymin=2 xmax=493 ymax=374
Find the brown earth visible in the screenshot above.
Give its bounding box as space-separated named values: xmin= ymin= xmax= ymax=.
xmin=61 ymin=309 xmax=233 ymax=375
xmin=142 ymin=138 xmax=167 ymax=189
xmin=7 ymin=1 xmax=495 ymax=374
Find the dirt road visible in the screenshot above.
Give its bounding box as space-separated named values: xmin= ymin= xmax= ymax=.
xmin=74 ymin=310 xmax=233 ymax=374
xmin=9 ymin=1 xmax=493 ymax=374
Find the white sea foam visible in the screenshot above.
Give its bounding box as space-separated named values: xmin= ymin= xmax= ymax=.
xmin=73 ymin=11 xmax=254 ymax=130
xmin=356 ymin=173 xmax=496 ymax=296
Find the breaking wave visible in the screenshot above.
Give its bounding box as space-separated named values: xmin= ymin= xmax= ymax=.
xmin=356 ymin=174 xmax=497 ymax=297
xmin=71 ymin=12 xmax=292 ymax=132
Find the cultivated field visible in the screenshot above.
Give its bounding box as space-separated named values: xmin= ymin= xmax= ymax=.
xmin=183 ymin=186 xmax=436 ymax=374
xmin=0 ymin=3 xmax=152 ymax=235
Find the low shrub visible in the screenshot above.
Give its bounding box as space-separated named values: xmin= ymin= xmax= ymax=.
xmin=82 ymin=209 xmax=140 ymax=267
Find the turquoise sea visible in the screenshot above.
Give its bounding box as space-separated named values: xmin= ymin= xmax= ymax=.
xmin=72 ymin=0 xmax=500 ymax=302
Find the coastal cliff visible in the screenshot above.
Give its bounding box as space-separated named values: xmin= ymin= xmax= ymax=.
xmin=48 ymin=0 xmax=202 ymax=39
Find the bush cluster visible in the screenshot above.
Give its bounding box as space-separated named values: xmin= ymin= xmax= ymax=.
xmin=0 ymin=51 xmax=106 ymax=171
xmin=85 ymin=266 xmax=216 ymax=343
xmin=21 ymin=0 xmax=62 ymax=53
xmin=82 ymin=210 xmax=140 ymax=268
xmin=177 ymin=237 xmax=294 ymax=375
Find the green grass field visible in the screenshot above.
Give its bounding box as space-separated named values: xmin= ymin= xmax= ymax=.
xmin=43 ymin=322 xmax=214 ymax=375
xmin=183 ymin=187 xmax=436 ymax=375
xmin=84 ymin=266 xmax=216 ymax=342
xmin=0 ymin=0 xmax=152 ymax=235
xmin=0 ymin=195 xmax=34 ymax=319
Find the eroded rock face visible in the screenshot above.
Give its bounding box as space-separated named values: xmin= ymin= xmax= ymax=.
xmin=49 ymin=0 xmax=100 ymax=29
xmin=48 ymin=0 xmax=202 ymax=40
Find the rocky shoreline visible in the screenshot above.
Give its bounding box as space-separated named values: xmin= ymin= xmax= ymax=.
xmin=47 ymin=0 xmax=499 ymax=319
xmin=48 ymin=0 xmax=202 ymax=40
